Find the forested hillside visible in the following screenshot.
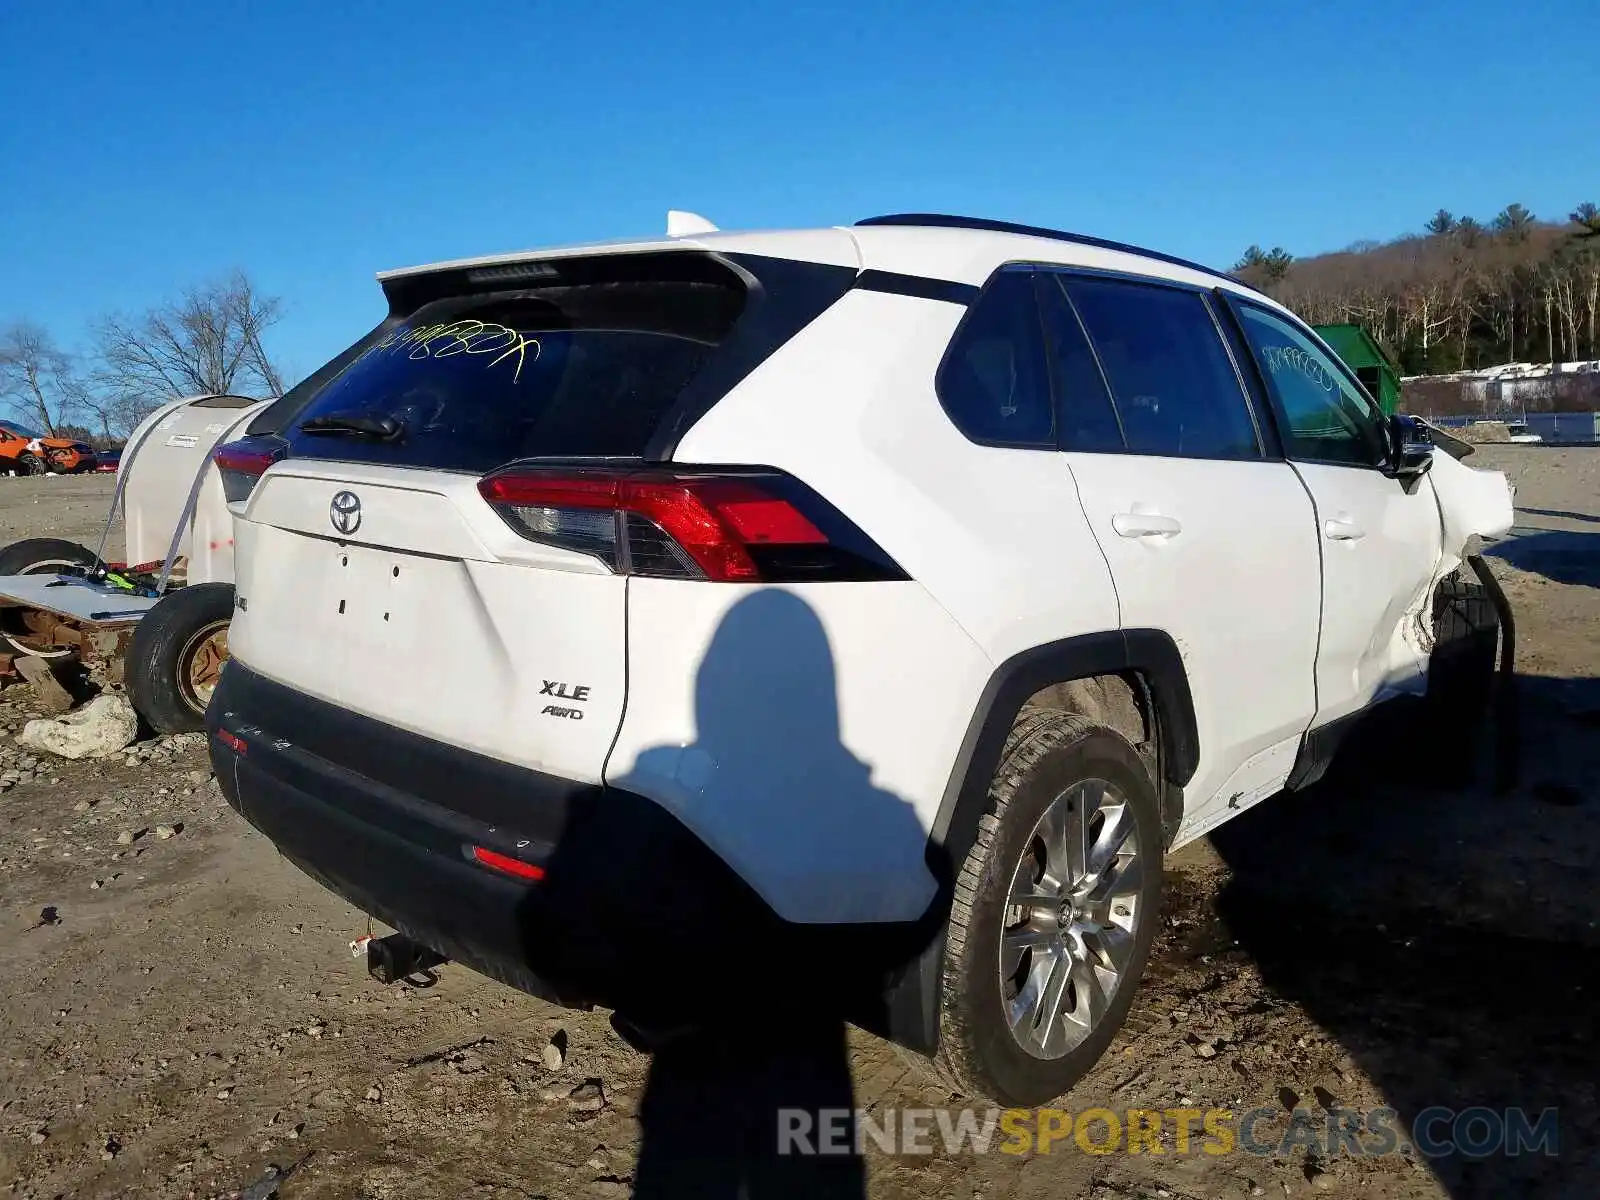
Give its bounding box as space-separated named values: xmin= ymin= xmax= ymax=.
xmin=1234 ymin=203 xmax=1600 ymax=379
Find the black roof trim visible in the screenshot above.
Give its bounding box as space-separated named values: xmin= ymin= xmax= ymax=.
xmin=853 ymin=269 xmax=978 ymax=306
xmin=856 ymin=213 xmax=1252 ymax=291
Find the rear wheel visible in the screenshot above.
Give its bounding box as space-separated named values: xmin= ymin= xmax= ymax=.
xmin=936 ymin=709 xmax=1163 ymax=1106
xmin=0 ymin=538 xmax=104 ymax=659
xmin=125 ymin=583 xmax=234 ymax=733
xmin=17 ymin=452 xmax=47 ymax=476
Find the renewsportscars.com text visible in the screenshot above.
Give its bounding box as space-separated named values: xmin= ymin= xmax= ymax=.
xmin=778 ymin=1105 xmax=1559 ymax=1159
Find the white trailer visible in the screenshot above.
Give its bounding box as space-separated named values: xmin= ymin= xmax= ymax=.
xmin=0 ymin=393 xmax=271 ymax=730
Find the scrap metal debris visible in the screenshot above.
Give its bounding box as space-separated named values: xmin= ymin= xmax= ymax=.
xmin=232 ymin=1150 xmax=316 ymax=1200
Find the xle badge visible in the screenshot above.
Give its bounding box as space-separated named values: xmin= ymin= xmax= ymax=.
xmin=541 ymin=679 xmax=590 ymax=720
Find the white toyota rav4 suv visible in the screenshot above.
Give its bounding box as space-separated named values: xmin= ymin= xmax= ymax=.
xmin=209 ymin=214 xmax=1515 ymax=1105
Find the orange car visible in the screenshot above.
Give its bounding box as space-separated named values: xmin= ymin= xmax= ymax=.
xmin=0 ymin=423 xmax=98 ymax=474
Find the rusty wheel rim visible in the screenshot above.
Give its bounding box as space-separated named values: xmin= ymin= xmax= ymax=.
xmin=0 ymin=558 xmax=94 ymax=658
xmin=179 ymin=621 xmax=230 ymax=713
xmin=2 ymin=610 xmax=75 ymax=659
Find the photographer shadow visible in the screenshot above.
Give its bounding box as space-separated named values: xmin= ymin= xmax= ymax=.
xmin=521 ymin=588 xmax=947 ymax=1198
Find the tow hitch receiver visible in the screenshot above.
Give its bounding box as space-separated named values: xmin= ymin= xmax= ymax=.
xmin=362 ymin=932 xmax=448 ymax=986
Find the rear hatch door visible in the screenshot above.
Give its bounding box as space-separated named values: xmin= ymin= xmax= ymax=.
xmin=226 ymin=246 xmax=856 ymax=783
xmin=232 ymin=459 xmax=626 ymax=781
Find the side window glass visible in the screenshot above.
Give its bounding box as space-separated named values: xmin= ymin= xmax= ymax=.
xmin=937 ymin=270 xmax=1054 ymax=448
xmin=1037 ymin=275 xmax=1124 ymax=452
xmin=1233 ymin=304 xmax=1387 ymax=466
xmin=1065 ymin=278 xmax=1261 ymax=459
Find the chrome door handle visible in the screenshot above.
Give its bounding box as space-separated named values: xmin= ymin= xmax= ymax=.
xmin=1112 ymin=512 xmax=1182 ymax=539
xmin=1323 ymin=517 xmax=1366 ymax=541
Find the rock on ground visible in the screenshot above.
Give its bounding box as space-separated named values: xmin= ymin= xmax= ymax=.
xmin=16 ymin=694 xmax=139 ymax=760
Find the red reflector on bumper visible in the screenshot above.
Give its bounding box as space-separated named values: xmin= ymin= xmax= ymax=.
xmin=215 ymin=729 xmax=247 ymax=756
xmin=471 ymin=846 xmax=546 ymax=882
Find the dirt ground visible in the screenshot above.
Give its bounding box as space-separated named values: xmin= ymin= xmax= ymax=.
xmin=0 ymin=448 xmax=1595 ymax=1200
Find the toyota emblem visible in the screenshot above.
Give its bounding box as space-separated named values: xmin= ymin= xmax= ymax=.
xmin=330 ymin=490 xmax=362 ymax=535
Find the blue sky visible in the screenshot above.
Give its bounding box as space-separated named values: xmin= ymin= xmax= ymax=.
xmin=2 ymin=0 xmax=1595 ymax=388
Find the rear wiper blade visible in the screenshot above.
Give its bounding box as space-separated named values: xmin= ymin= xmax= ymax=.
xmin=300 ymin=412 xmax=404 ymax=440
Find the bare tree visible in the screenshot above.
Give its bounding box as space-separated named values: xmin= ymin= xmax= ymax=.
xmin=56 ymin=374 xmax=121 ymax=443
xmin=94 ymin=270 xmax=285 ymax=418
xmin=0 ymin=322 xmax=80 ymax=435
xmin=1399 ymin=264 xmax=1451 ymax=364
xmin=1244 ymin=201 xmax=1600 ymax=379
xmin=1553 ymin=215 xmax=1600 ymax=358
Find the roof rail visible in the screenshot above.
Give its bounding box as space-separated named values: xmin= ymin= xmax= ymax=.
xmin=855 ymin=213 xmax=1240 ymax=286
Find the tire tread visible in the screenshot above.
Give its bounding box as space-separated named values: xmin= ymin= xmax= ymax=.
xmin=935 ymin=710 xmax=1098 ymax=1097
xmin=0 ymin=538 xmax=101 ymax=577
xmin=125 ymin=584 xmax=234 ymax=734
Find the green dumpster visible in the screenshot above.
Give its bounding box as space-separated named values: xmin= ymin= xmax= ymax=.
xmin=1313 ymin=323 xmax=1401 ymax=415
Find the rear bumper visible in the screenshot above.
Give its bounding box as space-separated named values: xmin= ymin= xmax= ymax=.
xmin=208 ymin=663 xmax=930 ymax=1030
xmin=208 ymin=664 xmax=593 ymax=1004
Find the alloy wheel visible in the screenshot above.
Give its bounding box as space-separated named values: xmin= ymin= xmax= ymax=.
xmin=997 ymin=778 xmax=1144 ymax=1059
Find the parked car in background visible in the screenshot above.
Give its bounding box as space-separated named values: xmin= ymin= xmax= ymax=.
xmin=93 ymin=446 xmax=123 ymax=473
xmin=0 ymin=422 xmax=98 ymax=474
xmin=1506 ymin=422 xmax=1544 ymax=445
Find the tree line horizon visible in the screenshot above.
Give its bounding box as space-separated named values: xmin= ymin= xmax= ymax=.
xmin=8 ymin=204 xmax=1599 ymax=442
xmin=1233 ymin=202 xmax=1600 ymax=408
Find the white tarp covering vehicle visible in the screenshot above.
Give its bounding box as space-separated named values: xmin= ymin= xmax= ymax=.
xmin=0 ymin=393 xmax=270 ymax=729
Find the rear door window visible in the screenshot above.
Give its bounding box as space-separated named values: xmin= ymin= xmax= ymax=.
xmin=1036 ymin=274 xmax=1124 ymax=452
xmin=937 ymin=269 xmax=1054 ymax=448
xmin=1065 ymin=277 xmax=1262 ymax=460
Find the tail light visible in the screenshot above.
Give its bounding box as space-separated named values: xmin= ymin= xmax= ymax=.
xmin=478 ymin=467 xmax=907 ymax=583
xmin=214 ymin=437 xmax=287 ymax=503
xmin=470 ymin=845 xmax=546 ymax=882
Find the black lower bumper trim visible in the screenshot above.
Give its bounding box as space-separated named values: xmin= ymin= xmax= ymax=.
xmin=208 ymin=663 xmax=938 ymax=1035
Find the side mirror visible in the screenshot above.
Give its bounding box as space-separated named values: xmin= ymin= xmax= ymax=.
xmin=1385 ymin=414 xmax=1434 ymax=481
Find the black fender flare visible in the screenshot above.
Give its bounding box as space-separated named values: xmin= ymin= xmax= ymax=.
xmin=874 ymin=628 xmax=1198 ymax=1055
xmin=931 ymin=628 xmax=1198 ymax=875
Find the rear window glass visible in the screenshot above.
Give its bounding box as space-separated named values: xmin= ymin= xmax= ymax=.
xmin=937 ymin=269 xmax=1054 ymax=448
xmin=285 ymin=271 xmax=748 ymax=473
